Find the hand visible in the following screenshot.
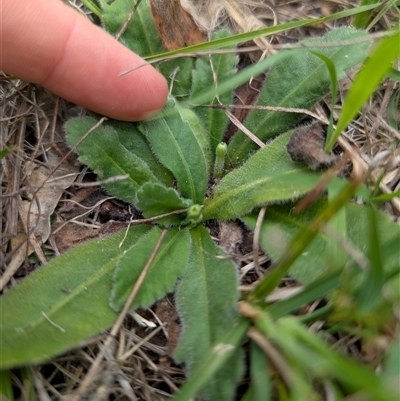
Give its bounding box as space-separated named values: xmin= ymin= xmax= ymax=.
xmin=1 ymin=0 xmax=168 ymax=121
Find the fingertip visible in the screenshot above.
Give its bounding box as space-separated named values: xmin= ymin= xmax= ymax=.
xmin=1 ymin=0 xmax=169 ymax=121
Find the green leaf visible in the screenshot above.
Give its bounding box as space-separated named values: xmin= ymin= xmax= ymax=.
xmin=143 ymin=102 xmax=209 ymax=203
xmin=331 ymin=31 xmax=400 ymax=149
xmin=203 ymin=131 xmax=322 ymax=220
xmin=0 ymin=146 xmax=13 ymax=160
xmin=0 ymin=369 xmax=13 ymax=400
xmin=110 ymin=227 xmax=191 ymax=311
xmin=191 ymin=29 xmax=238 ymax=153
xmin=309 ymin=51 xmax=337 ymax=151
xmin=244 ymin=200 xmax=400 ymax=285
xmin=353 ymin=0 xmax=381 ymax=28
xmin=175 ymin=225 xmax=242 ymax=401
xmin=136 ymin=182 xmax=193 ymax=226
xmin=249 ymin=341 xmax=271 ymax=401
xmin=228 ymin=27 xmax=371 ymax=164
xmin=148 ymin=4 xmax=379 ymax=62
xmin=101 ymin=0 xmax=163 ymax=57
xmin=172 ymin=317 xmax=248 ymax=401
xmin=0 ymin=225 xmax=151 ymax=368
xmin=65 ymin=117 xmax=172 ymax=204
xmin=356 ymin=207 xmax=384 ymax=311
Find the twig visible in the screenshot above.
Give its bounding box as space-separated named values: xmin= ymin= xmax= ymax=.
xmin=224 ymin=109 xmax=265 ymax=148
xmin=253 ymin=207 xmax=267 ymax=277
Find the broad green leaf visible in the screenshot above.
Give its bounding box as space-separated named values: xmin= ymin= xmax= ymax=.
xmin=174 ymin=103 xmax=213 ymax=170
xmin=191 ymin=29 xmax=238 ymax=153
xmin=143 ymin=102 xmax=209 ymax=204
xmin=331 ymin=32 xmax=400 ymax=150
xmin=65 ymin=117 xmax=172 ymax=204
xmin=0 ymin=225 xmax=151 ymax=368
xmin=110 ymin=227 xmax=191 ymax=311
xmin=172 ymin=317 xmax=248 ymax=401
xmin=244 ymin=200 xmax=400 ymax=284
xmin=101 ymin=0 xmax=194 ymax=99
xmin=101 ymin=0 xmax=163 ymax=57
xmin=136 ymin=182 xmax=193 ymax=226
xmin=228 ymin=27 xmax=371 ymax=164
xmin=203 ymin=131 xmax=322 ymax=220
xmin=175 ymin=226 xmax=242 ymax=401
xmin=111 ymin=120 xmax=174 ymax=185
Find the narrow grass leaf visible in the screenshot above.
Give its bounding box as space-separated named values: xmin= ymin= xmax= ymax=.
xmin=281 ymin=317 xmax=397 ymax=400
xmin=353 ymin=0 xmax=382 ymax=28
xmin=143 ymin=102 xmax=209 ymax=203
xmin=80 ymin=0 xmax=102 ymax=17
xmin=0 ymin=146 xmax=13 ymax=160
xmin=250 ymin=341 xmax=271 ymax=401
xmin=65 ymin=117 xmax=172 ymax=203
xmin=328 ymin=32 xmax=400 ymax=151
xmin=0 ymin=226 xmax=151 ymax=367
xmin=309 ymin=52 xmax=337 ymax=150
xmin=249 ymin=180 xmax=360 ymax=301
xmin=356 ymin=208 xmax=384 ymax=311
xmin=191 ymin=29 xmax=238 ymax=153
xmin=228 ymin=27 xmax=371 ymax=163
xmin=203 ymin=131 xmax=322 ymax=220
xmin=0 ymin=369 xmax=13 ymax=400
xmin=110 ymin=227 xmax=191 ymax=311
xmin=136 ymin=182 xmax=192 ymax=226
xmin=175 ymin=225 xmax=242 ymax=401
xmin=326 ymin=181 xmax=348 ymax=269
xmin=245 ymin=200 xmax=400 ymax=285
xmin=265 ymin=270 xmax=341 ymax=319
xmin=147 ymin=4 xmax=379 ymax=61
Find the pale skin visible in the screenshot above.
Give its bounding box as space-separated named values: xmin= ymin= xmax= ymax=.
xmin=1 ymin=0 xmax=168 ymax=121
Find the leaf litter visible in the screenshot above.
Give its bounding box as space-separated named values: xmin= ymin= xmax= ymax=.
xmin=1 ymin=0 xmax=399 ymax=399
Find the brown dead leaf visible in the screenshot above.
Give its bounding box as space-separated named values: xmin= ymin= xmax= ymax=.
xmin=286 ymin=122 xmax=337 ymax=170
xmin=149 ymin=0 xmax=206 ymax=50
xmin=1 ymin=151 xmax=78 ymax=290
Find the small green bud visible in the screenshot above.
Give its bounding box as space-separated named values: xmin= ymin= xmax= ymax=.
xmin=186 ymin=204 xmax=203 ymax=225
xmin=214 ymin=142 xmax=227 ymax=179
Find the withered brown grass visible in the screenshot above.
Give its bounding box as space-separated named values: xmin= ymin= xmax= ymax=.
xmin=286 ymin=122 xmax=337 ymax=170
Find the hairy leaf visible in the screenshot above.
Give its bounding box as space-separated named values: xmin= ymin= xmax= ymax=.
xmin=243 ymin=200 xmax=400 ymax=284
xmin=204 ymin=131 xmax=322 ymax=220
xmin=0 ymin=226 xmax=151 ymax=367
xmin=101 ymin=0 xmax=163 ymax=57
xmin=143 ymin=102 xmax=209 ymax=203
xmin=175 ymin=225 xmax=242 ymax=401
xmin=110 ymin=227 xmax=191 ymax=311
xmin=136 ymin=182 xmax=193 ymax=226
xmin=228 ymin=27 xmax=371 ymax=164
xmin=65 ymin=117 xmax=172 ymax=203
xmin=192 ymin=29 xmax=238 ymax=153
